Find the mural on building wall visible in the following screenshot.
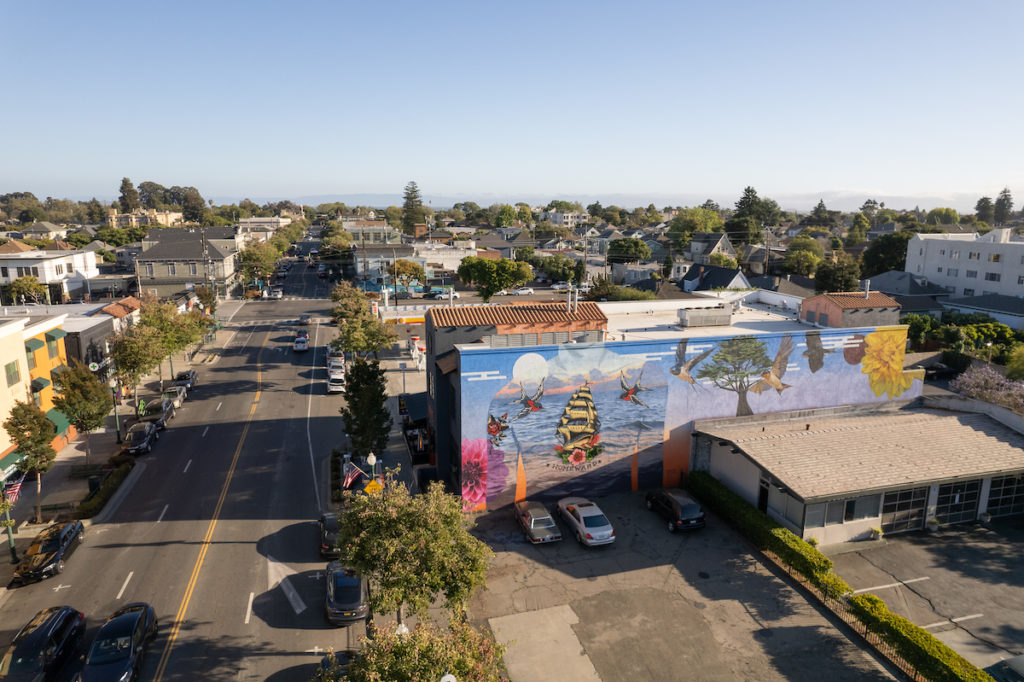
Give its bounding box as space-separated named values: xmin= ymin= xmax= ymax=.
xmin=459 ymin=326 xmax=923 ymax=510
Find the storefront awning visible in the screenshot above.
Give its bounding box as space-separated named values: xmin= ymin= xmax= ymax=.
xmin=24 ymin=339 xmax=44 ymax=352
xmin=0 ymin=450 xmax=22 ymax=477
xmin=30 ymin=377 xmax=51 ymax=391
xmin=46 ymin=409 xmax=71 ymax=435
xmin=44 ymin=329 xmax=67 ymax=341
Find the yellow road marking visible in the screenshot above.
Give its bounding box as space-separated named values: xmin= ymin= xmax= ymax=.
xmin=154 ymin=333 xmax=266 ymax=681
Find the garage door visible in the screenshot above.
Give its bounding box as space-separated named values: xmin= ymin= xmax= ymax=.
xmin=880 ymin=487 xmax=928 ymax=534
xmin=987 ymin=474 xmax=1024 ymax=518
xmin=936 ymin=480 xmax=981 ymax=525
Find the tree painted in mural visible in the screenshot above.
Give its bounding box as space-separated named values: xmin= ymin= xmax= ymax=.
xmin=696 ymin=336 xmax=773 ymax=416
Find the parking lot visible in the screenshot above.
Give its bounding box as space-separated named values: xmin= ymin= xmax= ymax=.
xmin=469 ymin=491 xmax=895 ymax=682
xmin=827 ymin=518 xmax=1024 ymax=670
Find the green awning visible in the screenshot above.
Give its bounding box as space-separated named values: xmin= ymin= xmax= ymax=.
xmin=44 ymin=329 xmax=67 ymax=341
xmin=46 ymin=409 xmax=71 ymax=435
xmin=30 ymin=377 xmax=51 ymax=391
xmin=0 ymin=450 xmax=22 ymax=476
xmin=24 ymin=339 xmax=44 ymax=352
xmin=50 ymin=365 xmax=68 ymax=378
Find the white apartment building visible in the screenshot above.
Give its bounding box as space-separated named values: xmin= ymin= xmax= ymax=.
xmin=0 ymin=251 xmax=100 ymax=302
xmin=537 ymin=210 xmax=589 ymax=228
xmin=238 ymin=217 xmax=291 ymax=230
xmin=904 ymin=229 xmax=1024 ymax=298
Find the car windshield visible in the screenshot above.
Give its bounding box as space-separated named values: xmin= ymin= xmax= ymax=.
xmin=531 ymin=516 xmax=555 ymax=529
xmin=679 ymin=504 xmax=703 ymax=518
xmin=175 ymin=372 xmax=191 ymax=381
xmin=330 ymin=574 xmax=362 ymax=603
xmin=86 ymin=635 xmax=132 ymax=664
xmin=0 ymin=647 xmax=42 ymax=674
xmin=583 ymin=514 xmax=610 ymax=528
xmin=125 ymin=428 xmax=145 ymax=443
xmin=141 ymin=404 xmax=162 ymax=416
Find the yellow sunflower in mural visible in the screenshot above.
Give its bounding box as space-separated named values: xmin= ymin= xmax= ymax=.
xmin=860 ymin=328 xmax=914 ymax=398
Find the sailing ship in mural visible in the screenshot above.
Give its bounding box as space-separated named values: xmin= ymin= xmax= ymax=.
xmin=554 ymin=382 xmax=603 ymax=467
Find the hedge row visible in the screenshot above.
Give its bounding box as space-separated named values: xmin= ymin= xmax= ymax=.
xmin=686 ymin=471 xmax=993 ymax=682
xmin=75 ymin=463 xmax=134 ymax=519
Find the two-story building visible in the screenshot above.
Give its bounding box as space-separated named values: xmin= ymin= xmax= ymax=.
xmin=904 ymin=228 xmax=1024 ymax=299
xmin=0 ymin=250 xmax=101 ymax=303
xmin=135 ymin=239 xmax=237 ymax=297
xmin=686 ymin=232 xmax=737 ymax=265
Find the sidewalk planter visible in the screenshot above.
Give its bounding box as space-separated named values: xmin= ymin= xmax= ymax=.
xmin=926 ymin=518 xmax=940 ymax=533
xmin=75 ymin=463 xmax=133 ymax=519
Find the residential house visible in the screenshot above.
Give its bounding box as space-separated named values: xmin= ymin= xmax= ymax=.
xmin=22 ymin=222 xmax=67 ymax=241
xmin=43 ymin=240 xmax=75 ymax=252
xmin=611 ymin=262 xmax=661 ymax=285
xmin=800 ymin=290 xmax=900 ymax=328
xmin=866 ymin=221 xmax=900 ymax=242
xmin=864 ymin=269 xmax=951 ymax=318
xmin=143 ymin=227 xmax=242 ymax=256
xmin=99 ymin=296 xmax=143 ymax=332
xmin=681 ymin=264 xmax=750 ymax=292
xmin=904 ymin=228 xmax=1024 ymax=299
xmin=748 ymin=274 xmax=815 ymax=299
xmin=343 ymin=220 xmax=402 ymax=245
xmin=0 ymin=250 xmax=101 ymax=302
xmin=135 ymin=239 xmax=237 ymax=297
xmin=116 ymin=242 xmax=144 ymax=270
xmin=238 ymin=217 xmax=291 ymax=231
xmin=939 ymin=294 xmax=1024 ymax=330
xmin=0 ymin=240 xmax=37 ymax=254
xmin=686 ymin=232 xmax=737 ymax=265
xmin=736 ymin=244 xmax=786 ymax=276
xmin=537 ymin=210 xmax=588 ymax=228
xmin=591 ymin=228 xmax=625 ymax=255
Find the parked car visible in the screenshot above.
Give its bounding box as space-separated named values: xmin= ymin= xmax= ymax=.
xmin=514 ymin=287 xmax=534 ymax=296
xmin=271 ymin=288 xmax=284 ymax=299
xmin=318 ymin=513 xmax=341 ymax=558
xmin=394 ymin=290 xmax=414 ymax=299
xmin=514 ymin=500 xmax=562 ymax=544
xmin=161 ymin=386 xmax=187 ymax=408
xmin=494 ymin=289 xmax=508 ymax=296
xmin=327 ymin=360 xmax=345 ymax=377
xmin=986 ymin=653 xmax=1024 ymax=682
xmin=122 ymin=422 xmax=159 ymax=456
xmin=173 ymin=369 xmax=198 ymax=391
xmin=294 ymin=337 xmax=309 ymax=352
xmin=2 ymin=606 xmax=85 ymax=679
xmin=12 ymin=521 xmax=86 ymax=584
xmin=327 ymin=376 xmax=346 ymax=394
xmin=324 ymin=562 xmax=369 ymax=626
xmin=644 ymin=489 xmax=706 ymax=532
xmin=557 ymin=497 xmax=615 ymax=547
xmin=299 ymin=313 xmax=312 ymax=325
xmin=126 ymin=398 xmax=175 ymax=430
xmin=78 ymin=602 xmax=158 ymax=682
xmin=551 ymin=282 xmax=572 ymax=291
xmin=433 ymin=290 xmax=460 ymax=300
xmin=296 ymin=329 xmax=310 ymax=340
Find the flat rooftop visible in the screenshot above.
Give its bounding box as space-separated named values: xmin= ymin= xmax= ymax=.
xmin=600 ymin=298 xmax=807 ymax=341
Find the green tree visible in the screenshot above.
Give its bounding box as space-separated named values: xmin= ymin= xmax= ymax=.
xmin=815 ymin=253 xmax=861 ymax=292
xmin=494 ymin=204 xmax=517 ymax=227
xmin=336 ymin=474 xmax=491 ymax=623
xmin=387 ymin=259 xmax=425 ymax=288
xmin=85 ymin=198 xmax=106 ymax=224
xmin=925 ymin=207 xmax=959 ymax=225
xmin=708 ymin=253 xmax=738 ymax=269
xmin=662 ymin=254 xmax=674 ymax=278
xmin=137 ymin=181 xmax=168 ymax=209
xmin=337 ymin=358 xmax=392 ymax=458
xmin=846 ymin=213 xmax=869 ymax=246
xmin=331 ymin=621 xmax=505 ymax=682
xmin=783 ymin=250 xmax=820 ymax=276
xmin=10 ymin=275 xmax=47 ymax=304
xmin=861 ymin=231 xmax=914 ymax=277
xmin=975 ymin=196 xmax=995 ymax=224
xmin=733 ymin=186 xmax=781 ymax=225
xmin=805 ymin=199 xmax=835 ymax=227
xmin=667 ymin=207 xmax=723 ymax=250
xmin=65 ymin=233 xmax=93 ymax=248
xmin=384 ymin=205 xmax=402 ymax=229
xmin=607 ymin=238 xmax=651 ymax=264
xmin=52 ymin=362 xmax=113 ymax=464
xmin=723 ymin=215 xmax=761 ymax=245
xmin=787 ymin=233 xmax=825 ymax=259
xmin=1005 ymin=345 xmax=1024 ymax=380
xmin=457 ymin=257 xmax=532 ymax=301
xmin=859 ymin=199 xmax=880 ymax=226
xmin=696 ymin=337 xmax=773 ymax=416
xmin=401 ymin=181 xmax=425 ymax=234
xmin=237 ymin=242 xmax=279 ymax=287
xmin=118 ymin=177 xmax=141 ymax=213
xmin=900 ymin=313 xmax=940 ymax=349
xmin=4 ymin=401 xmax=57 ymax=524
xmin=335 ymin=312 xmax=396 ymax=357
xmin=140 ymin=300 xmax=208 ymax=379
xmin=330 ymin=281 xmax=371 ymax=321
xmin=516 ymin=204 xmax=533 ymax=224
xmin=110 ymin=325 xmax=162 ymax=403
xmin=194 ymin=285 xmax=217 ymax=314
xmin=994 ymin=187 xmax=1014 ymax=225
xmin=181 ymin=188 xmax=207 ymax=223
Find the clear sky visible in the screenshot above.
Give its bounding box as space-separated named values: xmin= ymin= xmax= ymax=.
xmin=3 ymin=1 xmax=1022 ymax=211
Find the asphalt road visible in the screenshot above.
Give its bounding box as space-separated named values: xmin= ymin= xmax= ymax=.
xmin=0 ymin=254 xmax=362 ymax=682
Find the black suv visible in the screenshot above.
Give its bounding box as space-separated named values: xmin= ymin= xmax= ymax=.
xmin=80 ymin=602 xmax=159 ymax=682
xmin=122 ymin=422 xmax=159 ymax=456
xmin=644 ymin=489 xmax=706 ymax=532
xmin=173 ymin=370 xmax=198 ymax=391
xmin=126 ymin=398 xmax=175 ymax=430
xmin=2 ymin=606 xmax=85 ymax=680
xmin=319 ymin=513 xmax=341 ymax=558
xmin=12 ymin=520 xmax=86 ymax=584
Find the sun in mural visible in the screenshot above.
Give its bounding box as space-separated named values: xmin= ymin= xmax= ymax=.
xmin=861 ymin=328 xmax=915 ymax=398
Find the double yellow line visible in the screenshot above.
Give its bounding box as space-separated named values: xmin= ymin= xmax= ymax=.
xmin=153 ymin=334 xmax=265 ymax=681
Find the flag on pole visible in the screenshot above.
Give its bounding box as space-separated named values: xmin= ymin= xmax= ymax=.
xmin=343 ymin=463 xmax=367 ymax=490
xmin=4 ymin=473 xmax=25 ymax=504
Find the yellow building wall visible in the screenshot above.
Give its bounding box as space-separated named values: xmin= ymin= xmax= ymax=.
xmin=0 ymin=329 xmax=31 ymax=459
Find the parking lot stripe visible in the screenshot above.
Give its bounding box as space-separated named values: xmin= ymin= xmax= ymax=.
xmin=922 ymin=614 xmax=983 ymax=629
xmin=117 ymin=571 xmax=134 ymax=599
xmin=852 ymin=576 xmax=930 ymax=594
xmin=244 ymin=591 xmax=254 ymax=625
xmin=952 ymin=613 xmax=984 ymax=623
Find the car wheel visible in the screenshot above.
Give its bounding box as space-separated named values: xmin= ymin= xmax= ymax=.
xmin=56 ymin=560 xmax=65 ymax=574
xmin=645 ymin=499 xmax=653 ymax=510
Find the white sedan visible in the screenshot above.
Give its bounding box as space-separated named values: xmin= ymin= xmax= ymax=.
xmin=551 ymin=282 xmax=572 ymax=291
xmin=557 ymin=497 xmax=615 ymax=546
xmin=513 ymin=287 xmax=534 ymax=296
xmin=434 ymin=290 xmax=460 ymax=300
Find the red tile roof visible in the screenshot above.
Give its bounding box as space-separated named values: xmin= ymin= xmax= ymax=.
xmin=428 ymin=302 xmax=607 ymax=327
xmin=100 ymin=296 xmax=143 ymax=318
xmin=812 ymin=292 xmax=899 ymax=309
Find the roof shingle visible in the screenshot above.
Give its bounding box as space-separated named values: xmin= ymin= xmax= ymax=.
xmin=813 ymin=291 xmax=899 ymax=309
xmin=427 ymin=302 xmax=607 ymax=327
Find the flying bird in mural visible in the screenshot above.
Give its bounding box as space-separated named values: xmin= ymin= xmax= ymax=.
xmin=510 ymin=379 xmax=545 ymax=421
xmin=802 ymin=330 xmax=833 ymax=373
xmin=619 ymin=370 xmax=653 ymax=407
xmin=750 ymin=334 xmax=795 ymax=395
xmin=670 ymin=339 xmax=714 ymax=386
xmin=487 ymin=412 xmax=510 ymax=447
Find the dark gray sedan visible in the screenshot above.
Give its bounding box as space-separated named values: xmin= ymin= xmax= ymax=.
xmin=514 ymin=500 xmax=562 ymax=544
xmin=645 ymin=489 xmax=706 ymax=532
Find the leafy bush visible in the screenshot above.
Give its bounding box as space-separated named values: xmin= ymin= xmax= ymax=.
xmin=951 ymin=365 xmax=1024 ymax=414
xmin=75 ymin=462 xmax=133 ymax=518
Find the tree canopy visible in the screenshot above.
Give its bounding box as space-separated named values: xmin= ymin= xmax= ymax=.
xmin=4 ymin=401 xmax=57 ymax=524
xmin=401 ymin=181 xmax=425 ymax=234
xmin=337 ymin=358 xmax=391 ymax=458
xmin=52 ymin=362 xmax=112 ymax=462
xmin=237 ymin=242 xmax=279 ymax=286
xmin=667 ymin=207 xmax=722 ymax=250
xmin=815 ymin=252 xmax=861 ymax=292
xmin=10 ymin=275 xmax=47 ymax=304
xmin=118 ymin=178 xmax=141 ymax=213
xmin=457 ymin=257 xmax=533 ymax=301
xmin=733 ymin=186 xmax=781 ymax=226
xmin=861 ymin=231 xmax=913 ymax=277
xmin=994 ymin=187 xmax=1014 ymax=224
xmin=606 ymin=238 xmax=651 ymax=264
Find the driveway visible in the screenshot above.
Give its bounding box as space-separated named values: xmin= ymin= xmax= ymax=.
xmin=470 ymin=491 xmax=894 ymax=682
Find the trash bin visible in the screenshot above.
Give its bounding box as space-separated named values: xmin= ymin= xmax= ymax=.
xmin=88 ymin=475 xmax=102 ymax=495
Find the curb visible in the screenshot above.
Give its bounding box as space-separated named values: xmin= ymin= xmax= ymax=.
xmin=91 ymin=461 xmax=147 ymax=526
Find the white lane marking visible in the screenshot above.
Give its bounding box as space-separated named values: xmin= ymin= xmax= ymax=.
xmin=267 ymin=555 xmax=307 ymax=614
xmin=156 ymin=504 xmax=168 ymax=523
xmin=117 ymin=571 xmax=134 ymax=599
xmin=922 ymin=613 xmax=984 ymax=629
xmin=216 ymin=402 xmax=222 ymax=411
xmin=306 ymin=646 xmax=324 ymax=655
xmin=202 ymin=426 xmax=209 ymax=437
xmin=183 ymin=459 xmax=192 ymax=473
xmin=305 ymin=322 xmax=322 ymax=511
xmin=244 ymin=591 xmax=255 ymax=625
xmin=280 ymin=578 xmax=306 ymax=614
xmin=52 ymin=584 xmax=70 ymax=592
xmin=853 ymin=576 xmax=930 ymax=594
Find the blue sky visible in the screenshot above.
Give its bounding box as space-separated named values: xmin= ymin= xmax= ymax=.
xmin=3 ymin=1 xmax=1022 ymax=211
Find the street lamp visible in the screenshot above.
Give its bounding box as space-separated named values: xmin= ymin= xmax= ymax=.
xmin=366 ymin=452 xmax=377 ymax=482
xmin=2 ymin=488 xmax=17 ymax=563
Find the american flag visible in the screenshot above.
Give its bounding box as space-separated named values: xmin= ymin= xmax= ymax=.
xmin=343 ymin=463 xmax=367 ymax=490
xmin=3 ymin=473 xmax=25 ymax=504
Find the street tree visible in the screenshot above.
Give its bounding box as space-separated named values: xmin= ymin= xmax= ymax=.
xmin=845 ymin=213 xmax=869 ymax=246
xmin=110 ymin=325 xmax=162 ymax=403
xmin=994 ymin=187 xmax=1014 ymax=224
xmin=4 ymin=401 xmax=57 ymax=524
xmin=708 ymin=253 xmax=738 ymax=269
xmin=787 ymin=233 xmax=825 ymax=259
xmin=140 ymin=300 xmax=208 ymax=378
xmin=975 ymin=196 xmax=995 ymax=224
xmin=10 ymin=275 xmax=47 ymax=304
xmin=667 ymin=207 xmax=723 ymax=250
xmin=337 ymin=358 xmax=391 ymax=457
xmin=494 ymin=204 xmax=517 ymax=227
xmin=194 ymin=285 xmax=217 ymax=314
xmin=783 ymin=250 xmax=820 ymax=276
xmin=401 ymin=181 xmax=425 ymax=234
xmin=237 ymin=242 xmax=279 ymax=288
xmin=52 ymin=362 xmax=113 ymax=464
xmin=118 ymin=178 xmax=141 ymax=213
xmin=815 ymin=252 xmax=861 ymax=292
xmin=324 ymin=621 xmax=505 ymax=682
xmin=696 ymin=337 xmax=773 ymax=417
xmin=336 ymin=474 xmax=491 ymax=624
xmin=387 ymin=259 xmax=425 ymax=289
xmin=607 ymin=238 xmax=651 ymax=264
xmin=457 ymin=257 xmax=532 ymax=301
xmin=925 ymin=207 xmax=959 ymax=225
xmin=861 ymin=231 xmax=914 ymax=277
xmin=330 ymin=281 xmax=371 ymax=321
xmin=723 ymin=215 xmax=761 ymax=245
xmin=335 ymin=312 xmax=396 ymax=357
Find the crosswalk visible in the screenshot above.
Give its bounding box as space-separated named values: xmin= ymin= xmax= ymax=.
xmin=222 ymin=318 xmax=332 ymax=328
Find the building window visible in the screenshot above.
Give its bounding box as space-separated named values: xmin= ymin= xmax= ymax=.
xmin=189 ymin=263 xmax=198 ymax=275
xmin=55 ymin=264 xmax=63 ymax=275
xmin=66 ymin=262 xmax=73 ymax=273
xmin=31 ymin=267 xmax=38 ymax=277
xmin=951 ymin=250 xmax=960 ymax=259
xmin=939 ymin=249 xmax=945 ymax=255
xmin=936 ymin=267 xmax=943 ymax=273
xmin=987 ymin=474 xmax=1024 ymax=517
xmin=969 ymin=252 xmax=980 ymax=260
xmin=947 ymin=269 xmax=958 ymax=277
xmin=985 ymin=272 xmax=1001 ymax=282
xmin=989 ymin=254 xmax=1001 ymax=263
xmin=168 ymin=263 xmax=176 ymax=275
xmin=47 ymin=339 xmax=58 ymax=358
xmin=1 ymin=267 xmax=7 ymax=277
xmin=825 ymin=501 xmax=845 ymax=525
xmin=25 ymin=351 xmax=35 ymax=371
xmin=805 ymin=310 xmax=816 ymax=324
xmin=966 ymin=270 xmax=977 ymax=278
xmin=32 ymin=392 xmax=41 ymax=407
xmin=963 ymin=288 xmax=974 ymax=296
xmin=146 ymin=264 xmax=154 ymax=277
xmin=1018 ymin=276 xmax=1024 ymax=286
xmin=4 ymin=361 xmax=19 ymax=387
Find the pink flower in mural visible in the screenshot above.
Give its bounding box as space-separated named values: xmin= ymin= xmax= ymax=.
xmin=568 ymin=448 xmax=587 ymax=467
xmin=461 ymin=438 xmax=488 ymax=510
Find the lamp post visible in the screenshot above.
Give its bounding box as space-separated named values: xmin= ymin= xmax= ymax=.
xmin=110 ymin=384 xmax=122 ymax=444
xmin=2 ymin=489 xmax=17 ymax=563
xmin=987 ymin=341 xmax=994 ymax=364
xmin=366 ymin=452 xmax=377 ymax=483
